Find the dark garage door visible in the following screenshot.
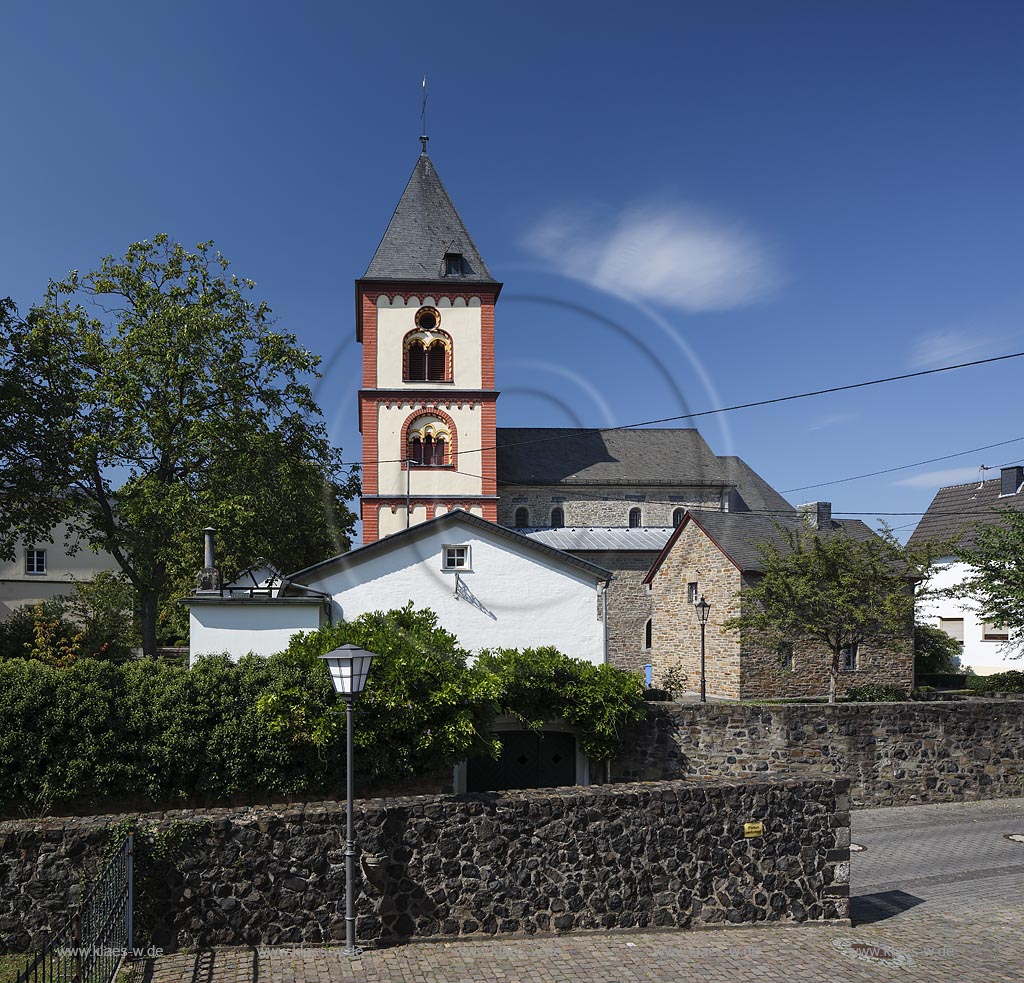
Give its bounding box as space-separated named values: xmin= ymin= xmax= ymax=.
xmin=466 ymin=730 xmax=577 ymax=792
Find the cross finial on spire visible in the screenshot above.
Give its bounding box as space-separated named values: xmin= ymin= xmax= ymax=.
xmin=420 ymin=75 xmax=428 ymax=154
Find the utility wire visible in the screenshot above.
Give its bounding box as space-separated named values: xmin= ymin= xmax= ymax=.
xmin=781 ymin=437 xmax=1024 ymax=494
xmin=341 ymin=348 xmax=1024 ymax=467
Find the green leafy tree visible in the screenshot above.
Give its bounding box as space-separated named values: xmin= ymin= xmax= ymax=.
xmin=0 ymin=238 xmax=358 ymax=655
xmin=955 ymin=509 xmax=1024 ymax=658
xmin=62 ymin=571 xmax=140 ymax=661
xmin=725 ymin=524 xmax=933 ymax=703
xmin=914 ymin=622 xmax=964 ymax=675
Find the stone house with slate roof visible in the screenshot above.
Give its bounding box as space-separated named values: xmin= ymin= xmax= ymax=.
xmin=910 ymin=465 xmax=1024 ymax=675
xmin=642 ymin=507 xmax=914 ymax=699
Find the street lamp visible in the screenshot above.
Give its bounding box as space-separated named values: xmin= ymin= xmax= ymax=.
xmin=694 ymin=594 xmax=711 ymax=703
xmin=320 ymin=644 xmax=377 ymax=957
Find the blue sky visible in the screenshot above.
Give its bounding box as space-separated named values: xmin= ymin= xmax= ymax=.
xmin=3 ymin=1 xmax=1022 ymax=538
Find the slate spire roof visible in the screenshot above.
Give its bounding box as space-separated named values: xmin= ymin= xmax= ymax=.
xmin=362 ymin=152 xmax=496 ymax=284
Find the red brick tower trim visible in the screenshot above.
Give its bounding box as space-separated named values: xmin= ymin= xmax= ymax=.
xmin=480 ymin=297 xmax=495 ymax=390
xmin=357 ymin=283 xmax=500 ymax=543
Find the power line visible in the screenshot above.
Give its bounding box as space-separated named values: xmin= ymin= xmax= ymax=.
xmin=781 ymin=437 xmax=1024 ymax=494
xmin=341 ymin=348 xmax=1024 ymax=467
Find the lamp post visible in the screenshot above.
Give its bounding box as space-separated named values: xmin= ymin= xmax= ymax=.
xmin=694 ymin=594 xmax=711 ymax=703
xmin=320 ymin=644 xmax=377 ymax=957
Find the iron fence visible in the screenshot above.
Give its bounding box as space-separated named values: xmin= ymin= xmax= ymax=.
xmin=15 ymin=833 xmax=134 ymax=983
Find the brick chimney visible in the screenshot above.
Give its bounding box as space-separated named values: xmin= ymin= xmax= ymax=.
xmin=799 ymin=502 xmax=832 ymax=529
xmin=195 ymin=526 xmax=222 ymax=593
xmin=1000 ymin=466 xmax=1024 ymax=497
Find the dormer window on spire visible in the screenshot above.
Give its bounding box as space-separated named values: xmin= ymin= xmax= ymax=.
xmin=444 ymin=252 xmax=466 ymax=276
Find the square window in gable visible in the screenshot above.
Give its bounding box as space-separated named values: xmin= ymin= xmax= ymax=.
xmin=442 ymin=545 xmax=471 ymax=571
xmin=444 ymin=252 xmax=466 ymax=276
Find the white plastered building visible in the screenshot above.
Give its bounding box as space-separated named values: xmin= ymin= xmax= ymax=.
xmin=910 ymin=465 xmax=1024 ymax=676
xmin=183 ymin=510 xmax=611 ymax=666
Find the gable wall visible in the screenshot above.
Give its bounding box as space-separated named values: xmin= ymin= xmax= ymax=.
xmin=298 ymin=523 xmax=606 ymax=664
xmin=649 ymin=521 xmax=744 ymax=697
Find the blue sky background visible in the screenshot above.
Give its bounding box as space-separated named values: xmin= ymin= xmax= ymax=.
xmin=3 ymin=1 xmax=1022 ymax=538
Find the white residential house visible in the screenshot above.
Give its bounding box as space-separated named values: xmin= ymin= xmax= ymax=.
xmin=0 ymin=523 xmax=119 ymax=619
xmin=182 ymin=509 xmax=612 ymax=667
xmin=910 ymin=465 xmax=1024 ymax=675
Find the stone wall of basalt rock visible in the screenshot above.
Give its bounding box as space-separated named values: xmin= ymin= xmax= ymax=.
xmin=612 ymin=699 xmax=1024 ymax=808
xmin=0 ymin=778 xmax=849 ymax=953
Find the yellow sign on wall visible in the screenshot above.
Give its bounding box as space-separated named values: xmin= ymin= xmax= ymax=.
xmin=744 ymin=822 xmax=764 ymax=838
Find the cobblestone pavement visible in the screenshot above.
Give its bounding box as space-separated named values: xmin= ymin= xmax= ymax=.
xmin=137 ymin=797 xmax=1024 ymax=983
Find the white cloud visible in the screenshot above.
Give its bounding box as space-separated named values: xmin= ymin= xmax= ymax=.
xmin=909 ymin=330 xmax=993 ymax=370
xmin=523 ymin=204 xmax=782 ymax=312
xmin=807 ymin=412 xmax=857 ymax=433
xmin=895 ymin=466 xmax=985 ymax=489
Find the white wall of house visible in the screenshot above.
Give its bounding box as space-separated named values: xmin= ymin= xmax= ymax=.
xmin=918 ymin=558 xmax=1022 ymax=675
xmin=297 ymin=523 xmax=607 ymax=664
xmin=188 ymin=600 xmax=324 ymax=663
xmin=0 ymin=524 xmax=119 ymax=619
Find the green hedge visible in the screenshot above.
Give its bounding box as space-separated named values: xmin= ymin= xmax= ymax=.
xmin=966 ymin=669 xmax=1024 ymax=693
xmin=0 ymin=606 xmax=645 ymax=818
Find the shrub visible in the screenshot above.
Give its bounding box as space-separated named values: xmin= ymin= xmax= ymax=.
xmin=843 ymin=683 xmax=908 ymax=702
xmin=259 ymin=605 xmax=502 ymax=781
xmin=0 ymin=606 xmax=648 ymax=818
xmin=966 ymin=670 xmax=1024 ymax=693
xmin=0 ymin=602 xmax=78 ymax=662
xmin=914 ymin=623 xmax=964 ymax=675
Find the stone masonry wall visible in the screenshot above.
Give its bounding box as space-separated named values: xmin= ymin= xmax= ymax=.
xmin=498 ymin=485 xmax=723 ymax=529
xmin=612 ymin=700 xmax=1024 ymax=808
xmin=0 ymin=778 xmax=850 ymax=953
xmin=585 ymin=552 xmax=657 ymax=674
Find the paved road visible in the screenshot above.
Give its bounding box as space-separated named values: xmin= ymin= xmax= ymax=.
xmin=138 ymin=797 xmax=1024 ymax=983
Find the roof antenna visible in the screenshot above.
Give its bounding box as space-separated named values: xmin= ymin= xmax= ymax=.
xmin=420 ymin=75 xmax=429 ymax=154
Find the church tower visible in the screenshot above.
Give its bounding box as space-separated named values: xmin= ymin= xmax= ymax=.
xmin=356 ymin=146 xmax=500 ymax=543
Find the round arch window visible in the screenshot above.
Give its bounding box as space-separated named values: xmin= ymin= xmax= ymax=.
xmin=415 ymin=306 xmax=441 ymax=331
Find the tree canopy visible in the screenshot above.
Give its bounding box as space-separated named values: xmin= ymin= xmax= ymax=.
xmin=955 ymin=509 xmax=1024 ymax=658
xmin=725 ymin=523 xmax=934 ymax=702
xmin=0 ymin=236 xmax=358 ymax=654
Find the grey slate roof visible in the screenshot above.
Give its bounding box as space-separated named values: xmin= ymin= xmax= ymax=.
xmin=520 ymin=527 xmax=674 ymax=552
xmin=908 ymin=476 xmax=1024 ymax=550
xmin=363 ymin=154 xmax=495 ymax=283
xmin=718 ymin=456 xmax=795 ymax=514
xmin=495 ymin=428 xmax=729 ymax=486
xmin=285 ymin=509 xmax=612 ymax=586
xmin=645 ymin=509 xmax=880 ymax=580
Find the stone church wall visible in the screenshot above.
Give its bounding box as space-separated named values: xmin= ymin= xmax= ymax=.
xmin=498 ymin=485 xmax=723 ymax=529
